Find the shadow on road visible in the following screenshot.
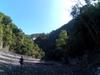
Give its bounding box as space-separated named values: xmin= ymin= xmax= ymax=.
xmin=0 ymin=60 xmax=99 ymax=75
xmin=0 ymin=61 xmax=69 ymax=75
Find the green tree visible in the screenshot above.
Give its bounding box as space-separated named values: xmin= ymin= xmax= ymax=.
xmin=68 ymin=1 xmax=100 ymax=58
xmin=3 ymin=24 xmax=13 ymax=47
xmin=0 ymin=24 xmax=3 ymax=48
xmin=56 ymin=30 xmax=68 ymax=49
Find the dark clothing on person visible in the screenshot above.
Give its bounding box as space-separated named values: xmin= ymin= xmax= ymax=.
xmin=19 ymin=56 xmax=24 ymax=65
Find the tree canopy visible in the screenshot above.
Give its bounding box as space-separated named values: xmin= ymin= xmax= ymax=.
xmin=0 ymin=12 xmax=44 ymax=58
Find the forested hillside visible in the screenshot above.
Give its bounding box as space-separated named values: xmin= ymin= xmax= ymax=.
xmin=0 ymin=12 xmax=44 ymax=58
xmin=33 ymin=0 xmax=100 ymax=62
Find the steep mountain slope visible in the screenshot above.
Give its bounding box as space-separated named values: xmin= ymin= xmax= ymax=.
xmin=33 ymin=19 xmax=75 ymax=51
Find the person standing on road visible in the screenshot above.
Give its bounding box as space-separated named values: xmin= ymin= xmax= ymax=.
xmin=19 ymin=56 xmax=24 ymax=66
xmin=19 ymin=56 xmax=24 ymax=74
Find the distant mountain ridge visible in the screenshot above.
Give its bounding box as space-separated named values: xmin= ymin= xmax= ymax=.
xmin=30 ymin=19 xmax=76 ymax=51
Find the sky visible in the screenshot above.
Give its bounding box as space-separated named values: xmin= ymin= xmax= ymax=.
xmin=0 ymin=0 xmax=80 ymax=34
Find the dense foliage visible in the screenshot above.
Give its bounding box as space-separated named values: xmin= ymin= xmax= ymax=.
xmin=33 ymin=0 xmax=100 ymax=62
xmin=0 ymin=12 xmax=44 ymax=58
xmin=69 ymin=0 xmax=100 ymax=59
